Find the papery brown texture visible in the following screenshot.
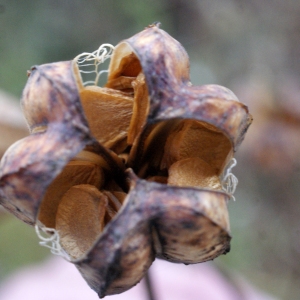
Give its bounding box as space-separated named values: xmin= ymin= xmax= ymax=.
xmin=111 ymin=27 xmax=251 ymax=148
xmin=0 ymin=61 xmax=92 ymax=224
xmin=0 ymin=24 xmax=252 ymax=298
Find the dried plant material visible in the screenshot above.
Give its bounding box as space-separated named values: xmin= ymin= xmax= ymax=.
xmin=107 ymin=54 xmax=149 ymax=144
xmin=161 ymin=120 xmax=232 ymax=175
xmin=74 ymin=44 xmax=114 ymax=88
xmin=38 ymin=157 xmax=104 ymax=228
xmin=129 ymin=119 xmax=181 ymax=178
xmin=35 ymin=224 xmax=70 ymax=259
xmin=168 ymin=157 xmax=222 ymax=189
xmin=111 ymin=191 xmax=127 ymax=204
xmin=79 ymin=86 xmax=133 ymax=151
xmin=102 ymin=191 xmax=122 ymax=211
xmin=147 ymin=175 xmax=168 ymax=184
xmin=106 ymin=76 xmax=136 ymax=91
xmin=124 ymin=175 xmax=230 ymax=265
xmin=221 ymin=158 xmax=238 ymax=200
xmin=127 ymin=73 xmax=149 ymax=144
xmin=56 ymin=184 xmax=107 ymax=259
xmin=107 ymin=51 xmax=142 ymax=82
xmin=0 ymin=61 xmax=91 ymax=225
xmin=0 ymin=24 xmax=252 ymax=298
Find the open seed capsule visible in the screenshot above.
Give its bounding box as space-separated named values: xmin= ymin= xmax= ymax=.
xmin=0 ymin=24 xmax=252 ymax=298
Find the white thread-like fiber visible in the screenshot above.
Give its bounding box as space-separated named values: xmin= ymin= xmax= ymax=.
xmin=74 ymin=43 xmax=115 ymax=86
xmin=221 ymin=158 xmax=238 ymax=201
xmin=35 ymin=224 xmax=70 ymax=260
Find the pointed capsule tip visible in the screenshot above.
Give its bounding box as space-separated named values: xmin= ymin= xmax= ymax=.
xmin=27 ymin=66 xmax=37 ymax=77
xmin=146 ymin=21 xmax=161 ymax=29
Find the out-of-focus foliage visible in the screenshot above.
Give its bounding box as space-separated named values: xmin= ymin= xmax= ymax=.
xmin=0 ymin=0 xmax=300 ymax=299
xmin=0 ymin=213 xmax=49 ymax=278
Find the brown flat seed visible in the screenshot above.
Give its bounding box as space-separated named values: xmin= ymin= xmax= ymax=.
xmin=168 ymin=157 xmax=222 ymax=190
xmin=38 ymin=160 xmax=103 ymax=228
xmin=56 ymin=184 xmax=107 ymax=259
xmin=161 ymin=120 xmax=232 ymax=175
xmin=80 ymin=86 xmax=133 ymax=151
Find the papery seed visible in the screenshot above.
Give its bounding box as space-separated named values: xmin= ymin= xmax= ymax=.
xmin=56 ymin=184 xmax=107 ymax=259
xmin=168 ymin=157 xmax=221 ymax=190
xmin=38 ymin=160 xmax=104 ymax=228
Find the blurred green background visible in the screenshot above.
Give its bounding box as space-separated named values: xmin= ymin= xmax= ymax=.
xmin=1 ymin=0 xmax=300 ymax=299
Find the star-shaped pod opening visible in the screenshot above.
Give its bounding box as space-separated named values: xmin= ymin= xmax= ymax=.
xmin=0 ymin=25 xmax=252 ymax=298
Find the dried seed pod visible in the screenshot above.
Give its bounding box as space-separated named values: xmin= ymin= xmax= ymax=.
xmin=0 ymin=24 xmax=252 ymax=298
xmin=72 ymin=25 xmax=251 ymax=296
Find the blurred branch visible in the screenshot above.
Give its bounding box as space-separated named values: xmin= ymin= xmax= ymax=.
xmin=145 ymin=271 xmax=156 ymax=300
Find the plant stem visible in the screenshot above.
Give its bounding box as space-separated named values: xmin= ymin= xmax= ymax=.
xmin=145 ymin=270 xmax=156 ymax=300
